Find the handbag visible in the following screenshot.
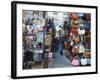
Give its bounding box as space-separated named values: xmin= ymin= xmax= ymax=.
xmin=73 ymin=35 xmax=80 ymax=43
xmin=81 ymin=57 xmax=87 ymax=65
xmin=72 ymin=46 xmax=79 ymax=53
xmin=70 ymin=26 xmax=78 ymax=34
xmin=71 ymin=13 xmax=78 ymax=20
xmin=71 ymin=56 xmax=80 ymax=66
xmin=71 ymin=20 xmax=79 ymax=25
xmin=48 ymin=52 xmax=53 ymax=58
xmin=78 ymin=28 xmax=85 ymax=35
xmin=79 ymin=44 xmax=85 ymax=53
xmin=83 ymin=14 xmax=91 ymax=21
xmin=70 ymin=40 xmax=74 ymax=46
xmin=87 ymin=58 xmax=91 ymax=65
xmin=45 ymin=35 xmax=51 ymax=46
xmin=64 ymin=41 xmax=68 ymax=47
xmin=83 ymin=51 xmax=91 ymax=58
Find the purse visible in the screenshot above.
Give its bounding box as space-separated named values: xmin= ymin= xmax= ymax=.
xmin=70 ymin=26 xmax=78 ymax=34
xmin=71 ymin=20 xmax=79 ymax=25
xmin=84 ymin=14 xmax=91 ymax=21
xmin=87 ymin=58 xmax=91 ymax=65
xmin=71 ymin=13 xmax=78 ymax=20
xmin=70 ymin=40 xmax=74 ymax=46
xmin=80 ymin=57 xmax=87 ymax=66
xmin=71 ymin=56 xmax=80 ymax=66
xmin=72 ymin=46 xmax=79 ymax=53
xmin=45 ymin=35 xmax=51 ymax=46
xmin=83 ymin=51 xmax=91 ymax=58
xmin=73 ymin=35 xmax=80 ymax=43
xmin=78 ymin=27 xmax=85 ymax=35
xmin=48 ymin=52 xmax=53 ymax=58
xmin=64 ymin=41 xmax=68 ymax=47
xmin=79 ymin=44 xmax=85 ymax=53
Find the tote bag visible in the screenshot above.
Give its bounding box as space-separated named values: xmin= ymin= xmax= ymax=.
xmin=81 ymin=57 xmax=87 ymax=65
xmin=71 ymin=57 xmax=80 ymax=66
xmin=79 ymin=44 xmax=85 ymax=53
xmin=78 ymin=28 xmax=85 ymax=35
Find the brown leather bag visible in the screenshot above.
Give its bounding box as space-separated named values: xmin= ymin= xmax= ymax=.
xmin=70 ymin=26 xmax=78 ymax=34
xmin=83 ymin=51 xmax=91 ymax=58
xmin=71 ymin=13 xmax=78 ymax=20
xmin=85 ymin=14 xmax=91 ymax=21
xmin=73 ymin=36 xmax=80 ymax=43
xmin=71 ymin=20 xmax=79 ymax=25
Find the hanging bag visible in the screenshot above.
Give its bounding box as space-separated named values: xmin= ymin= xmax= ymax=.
xmin=79 ymin=44 xmax=85 ymax=53
xmin=78 ymin=27 xmax=85 ymax=35
xmin=72 ymin=45 xmax=79 ymax=54
xmin=71 ymin=13 xmax=78 ymax=20
xmin=73 ymin=35 xmax=80 ymax=43
xmin=48 ymin=52 xmax=53 ymax=59
xmin=80 ymin=57 xmax=87 ymax=66
xmin=71 ymin=56 xmax=80 ymax=66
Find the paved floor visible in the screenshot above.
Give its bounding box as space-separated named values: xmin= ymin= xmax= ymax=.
xmin=52 ymin=50 xmax=73 ymax=68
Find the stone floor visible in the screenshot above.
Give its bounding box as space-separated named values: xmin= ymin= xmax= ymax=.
xmin=52 ymin=50 xmax=73 ymax=68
